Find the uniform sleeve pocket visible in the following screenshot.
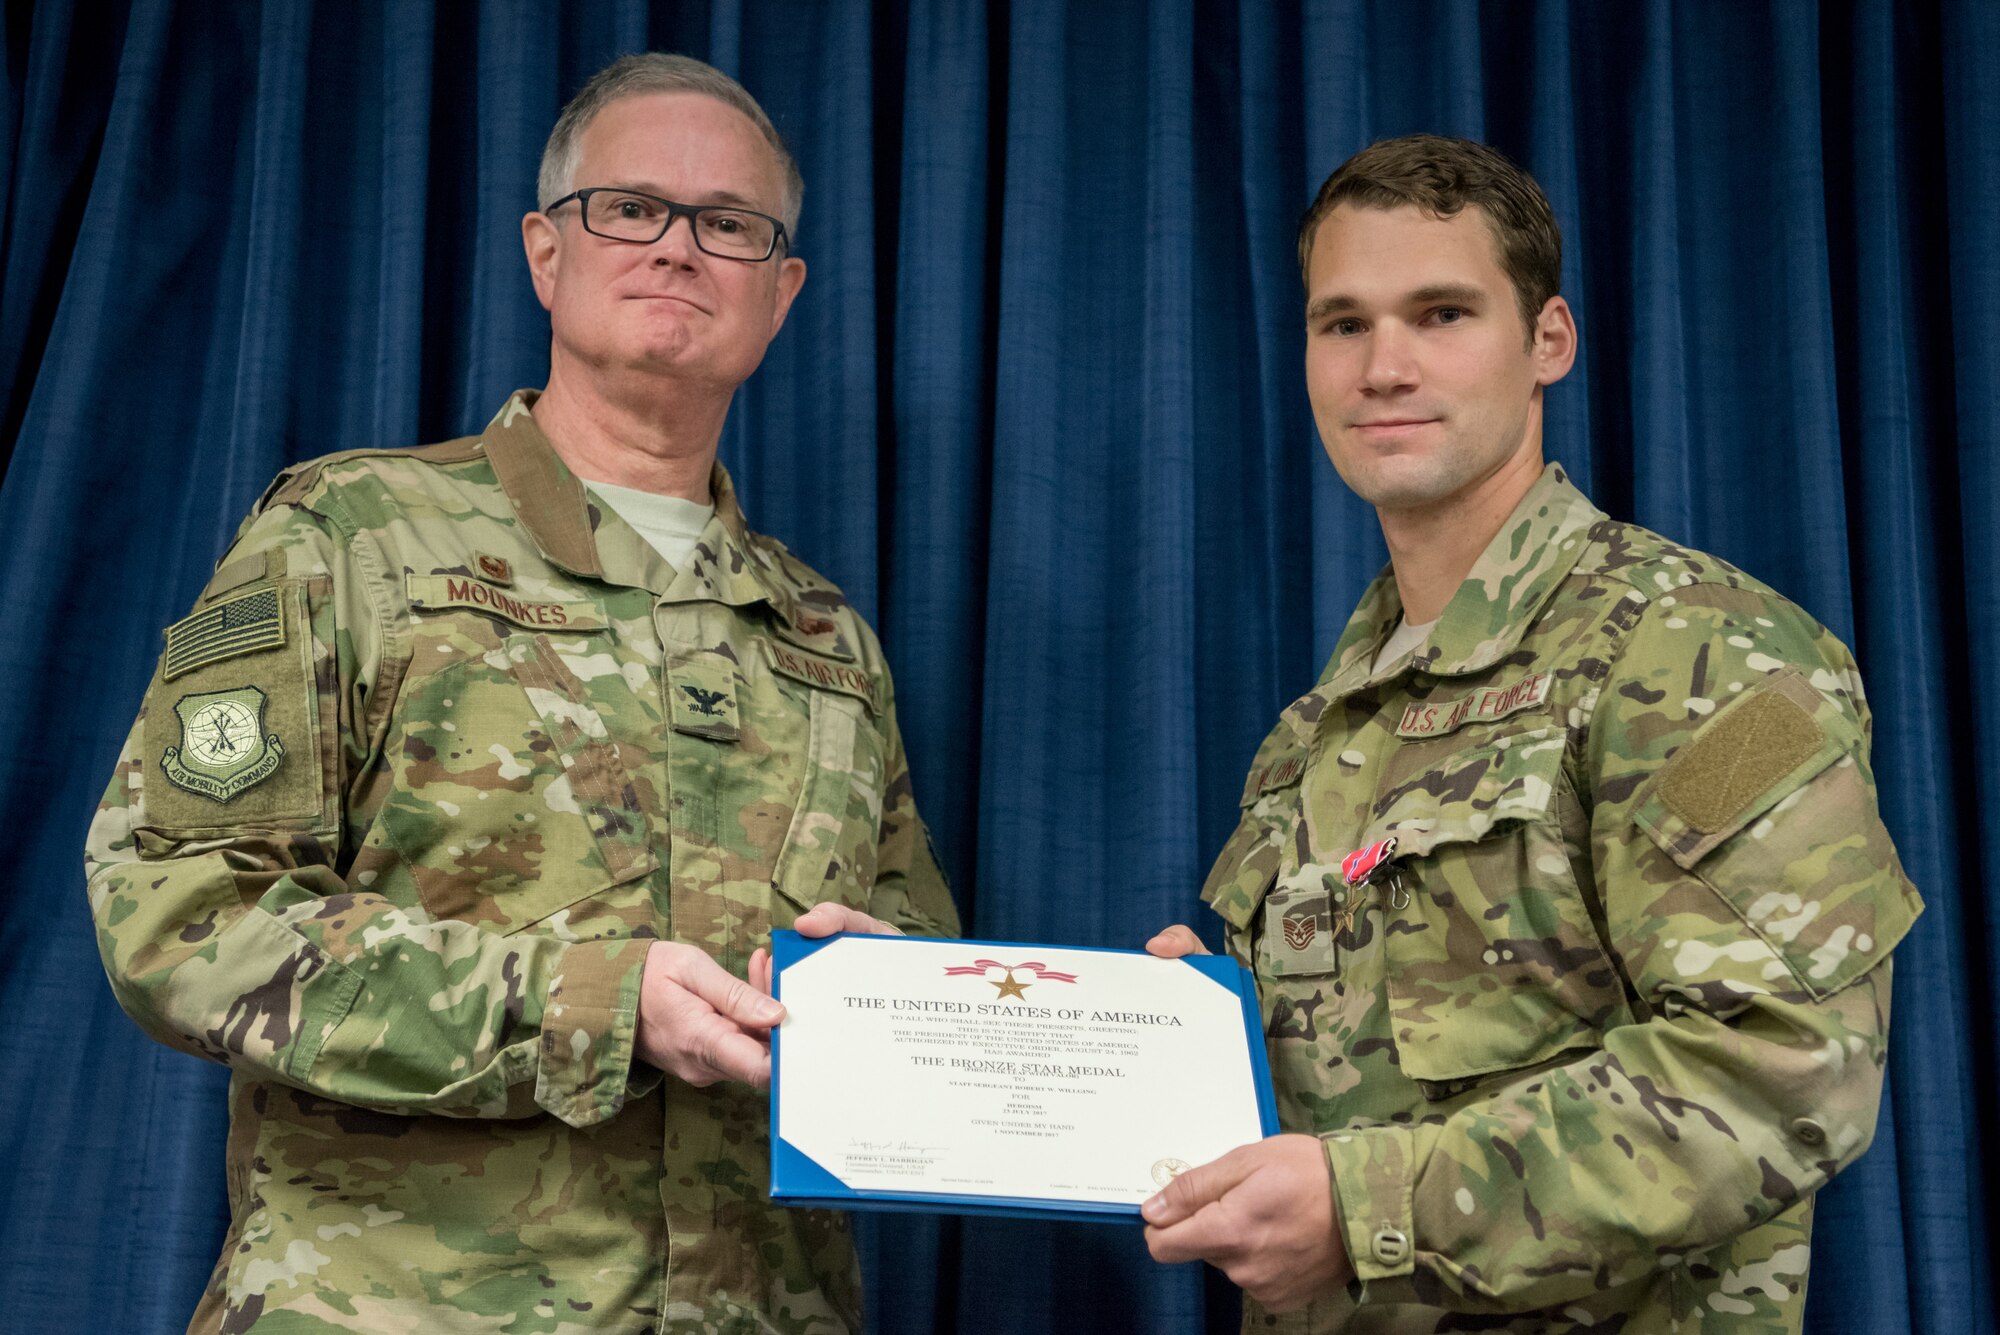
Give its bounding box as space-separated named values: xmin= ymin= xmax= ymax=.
xmin=139 ymin=576 xmax=335 ymax=838
xmin=1632 ymin=669 xmax=1919 ymax=999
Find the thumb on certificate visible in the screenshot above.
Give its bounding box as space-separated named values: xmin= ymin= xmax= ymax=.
xmin=1141 ymin=1143 xmax=1249 ymax=1226
xmin=1145 ymin=924 xmax=1210 ymax=959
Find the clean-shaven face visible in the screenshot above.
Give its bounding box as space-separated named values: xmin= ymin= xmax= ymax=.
xmin=1303 ymin=203 xmax=1559 ymax=512
xmin=527 ymin=91 xmax=805 ymax=392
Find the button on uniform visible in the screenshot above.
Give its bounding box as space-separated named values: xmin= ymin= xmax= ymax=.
xmin=1371 ymin=1227 xmax=1410 ymax=1266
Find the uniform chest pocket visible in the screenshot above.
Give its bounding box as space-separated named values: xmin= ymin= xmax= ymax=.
xmin=381 ymin=633 xmax=659 ymax=933
xmin=769 ymin=688 xmax=885 ymax=917
xmin=1370 ymin=727 xmax=1623 ymax=1091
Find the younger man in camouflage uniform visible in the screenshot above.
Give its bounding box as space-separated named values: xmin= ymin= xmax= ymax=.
xmin=86 ymin=54 xmax=956 ymax=1333
xmin=1142 ymin=136 xmax=1919 ymax=1333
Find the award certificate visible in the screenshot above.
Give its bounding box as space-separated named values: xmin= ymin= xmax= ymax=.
xmin=768 ymin=931 xmax=1277 ymax=1222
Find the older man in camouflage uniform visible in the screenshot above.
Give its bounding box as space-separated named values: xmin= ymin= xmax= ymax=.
xmin=1143 ymin=136 xmax=1920 ymax=1332
xmin=85 ymin=54 xmax=956 ymax=1334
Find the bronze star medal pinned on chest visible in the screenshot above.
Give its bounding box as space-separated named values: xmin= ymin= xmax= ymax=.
xmin=160 ymin=686 xmax=286 ymax=801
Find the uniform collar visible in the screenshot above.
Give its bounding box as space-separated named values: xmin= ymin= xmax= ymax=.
xmin=479 ymin=389 xmax=803 ymax=624
xmin=1284 ymin=462 xmax=1601 ymax=741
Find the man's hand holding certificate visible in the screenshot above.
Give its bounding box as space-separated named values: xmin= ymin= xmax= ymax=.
xmin=767 ymin=930 xmax=1277 ymax=1222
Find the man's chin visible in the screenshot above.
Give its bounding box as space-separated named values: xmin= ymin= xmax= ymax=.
xmin=1341 ymin=463 xmax=1464 ymax=513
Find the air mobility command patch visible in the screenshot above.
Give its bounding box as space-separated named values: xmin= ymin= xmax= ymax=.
xmin=161 ymin=686 xmax=285 ymax=801
xmin=162 ymin=585 xmax=285 ymax=679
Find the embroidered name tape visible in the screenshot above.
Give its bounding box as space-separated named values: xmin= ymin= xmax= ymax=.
xmin=1256 ymin=755 xmax=1306 ymax=793
xmin=163 ymin=585 xmax=286 ymax=680
xmin=1397 ymin=672 xmax=1552 ymax=739
xmin=406 ymin=574 xmax=606 ymax=631
xmin=767 ymin=640 xmax=876 ymax=712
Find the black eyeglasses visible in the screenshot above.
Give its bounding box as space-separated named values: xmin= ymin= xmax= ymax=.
xmin=544 ymin=188 xmax=789 ymax=261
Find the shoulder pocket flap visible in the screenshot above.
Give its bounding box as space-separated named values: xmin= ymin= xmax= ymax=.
xmin=1632 ymin=668 xmax=1856 ymax=871
xmin=1362 ymin=726 xmax=1566 ymax=857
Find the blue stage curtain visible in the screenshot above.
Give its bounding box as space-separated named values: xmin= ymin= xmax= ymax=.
xmin=1 ymin=2 xmax=1991 ymax=1331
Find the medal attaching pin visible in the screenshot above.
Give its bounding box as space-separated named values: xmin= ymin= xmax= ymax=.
xmin=1340 ymin=836 xmax=1410 ymax=913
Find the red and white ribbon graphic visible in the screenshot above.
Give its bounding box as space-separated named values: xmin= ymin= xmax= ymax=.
xmin=941 ymin=958 xmax=1079 ymax=983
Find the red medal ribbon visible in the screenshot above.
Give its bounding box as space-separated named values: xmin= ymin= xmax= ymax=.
xmin=1341 ymin=837 xmax=1399 ymax=886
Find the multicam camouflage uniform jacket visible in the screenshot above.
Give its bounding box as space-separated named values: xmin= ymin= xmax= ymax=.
xmin=1203 ymin=464 xmax=1920 ymax=1333
xmin=86 ymin=392 xmax=960 ymax=1334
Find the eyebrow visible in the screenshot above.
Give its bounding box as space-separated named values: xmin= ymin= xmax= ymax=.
xmin=1305 ymin=283 xmax=1489 ymax=324
xmin=605 ymin=181 xmax=766 ymax=211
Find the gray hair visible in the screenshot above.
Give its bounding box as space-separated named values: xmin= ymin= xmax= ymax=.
xmin=537 ymin=53 xmax=804 ymax=244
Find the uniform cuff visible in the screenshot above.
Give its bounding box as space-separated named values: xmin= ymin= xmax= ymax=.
xmin=535 ymin=937 xmax=652 ymax=1127
xmin=1325 ymin=1124 xmax=1418 ymax=1283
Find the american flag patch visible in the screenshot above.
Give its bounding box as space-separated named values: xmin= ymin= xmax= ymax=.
xmin=163 ymin=585 xmax=286 ymax=680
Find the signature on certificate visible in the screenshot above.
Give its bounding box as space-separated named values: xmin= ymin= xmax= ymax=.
xmin=847 ymin=1138 xmax=947 ymax=1155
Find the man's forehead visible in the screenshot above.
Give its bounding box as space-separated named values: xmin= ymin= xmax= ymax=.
xmin=1307 ymin=203 xmax=1505 ymax=301
xmin=577 ymin=92 xmax=777 ymax=187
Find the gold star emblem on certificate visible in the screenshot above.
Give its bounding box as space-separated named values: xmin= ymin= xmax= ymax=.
xmin=991 ymin=970 xmax=1031 ymax=1000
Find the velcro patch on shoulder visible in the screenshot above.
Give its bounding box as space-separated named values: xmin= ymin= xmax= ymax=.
xmin=767 ymin=640 xmax=877 ymax=713
xmin=163 ymin=585 xmax=287 ymax=680
xmin=406 ymin=573 xmax=606 ymax=631
xmin=1659 ymin=686 xmax=1824 ymax=834
xmin=144 ymin=577 xmax=328 ymax=831
xmin=201 ymin=548 xmax=285 ymax=602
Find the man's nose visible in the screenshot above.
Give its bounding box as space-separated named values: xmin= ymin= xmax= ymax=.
xmin=652 ymin=213 xmax=700 ymax=265
xmin=1361 ymin=323 xmax=1418 ymax=393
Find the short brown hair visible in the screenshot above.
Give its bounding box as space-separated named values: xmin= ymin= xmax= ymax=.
xmin=1298 ymin=135 xmax=1561 ymax=339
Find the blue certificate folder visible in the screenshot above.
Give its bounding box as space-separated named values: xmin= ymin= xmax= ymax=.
xmin=767 ymin=931 xmax=1279 ymax=1224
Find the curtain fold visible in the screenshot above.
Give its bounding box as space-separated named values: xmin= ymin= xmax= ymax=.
xmin=1 ymin=3 xmax=1990 ymax=1331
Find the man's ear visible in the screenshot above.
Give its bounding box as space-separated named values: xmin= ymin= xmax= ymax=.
xmin=523 ymin=212 xmax=561 ymax=312
xmin=767 ymin=255 xmax=807 ymax=339
xmin=1532 ymin=295 xmax=1577 ymax=387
